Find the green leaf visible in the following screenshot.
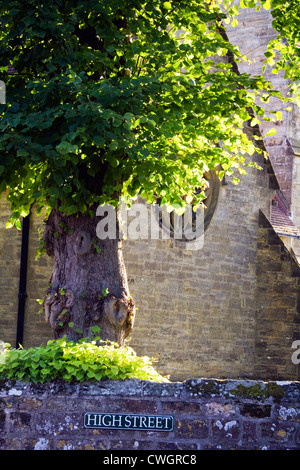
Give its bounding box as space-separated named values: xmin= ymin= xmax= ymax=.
xmin=15 ymin=219 xmax=21 ymax=230
xmin=94 ymin=136 xmax=105 ymax=146
xmin=108 ymin=142 xmax=119 ymax=151
xmin=17 ymin=150 xmax=29 ymax=157
xmin=56 ymin=141 xmax=78 ymax=154
xmin=91 ymin=325 xmax=101 ymax=333
xmin=94 ymin=372 xmax=103 ymax=380
xmin=250 ymin=117 xmax=260 ymax=127
xmin=94 ymin=243 xmax=101 ymax=253
xmin=262 ymin=0 xmax=271 ymax=10
xmin=265 ymin=128 xmax=277 ymax=136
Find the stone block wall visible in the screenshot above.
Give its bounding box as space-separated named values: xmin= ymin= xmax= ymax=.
xmin=291 ymin=152 xmax=300 ymax=230
xmin=0 ymin=193 xmax=21 ymax=344
xmin=0 ymin=379 xmax=299 ymax=451
xmin=255 ymin=211 xmax=300 ymax=380
xmin=0 ymin=195 xmax=53 ymax=348
xmin=227 ymin=4 xmax=294 ymax=205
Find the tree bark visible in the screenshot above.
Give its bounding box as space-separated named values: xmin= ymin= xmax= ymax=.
xmin=43 ymin=206 xmax=135 ymax=346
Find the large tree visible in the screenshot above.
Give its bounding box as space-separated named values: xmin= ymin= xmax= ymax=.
xmin=0 ymin=0 xmax=287 ymax=345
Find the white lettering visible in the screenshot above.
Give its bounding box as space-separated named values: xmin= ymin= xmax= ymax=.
xmin=102 ymin=414 xmax=112 ymax=426
xmin=85 ymin=414 xmax=99 ymax=427
xmin=103 ymin=455 xmax=138 ymax=467
xmin=292 ymin=340 xmax=300 ymax=365
xmin=131 ymin=415 xmax=139 ymax=427
xmin=119 ymin=200 xmax=128 ymax=240
xmin=127 ymin=203 xmax=149 ymax=240
xmin=147 ymin=416 xmax=155 ymax=428
xmin=96 ymin=204 xmax=116 ymax=239
xmin=85 ymin=413 xmax=173 ymax=431
xmin=0 ymin=81 xmax=6 ymax=105
xmin=150 ymin=204 xmax=171 ymax=239
xmin=183 ymin=205 xmax=204 ymax=241
xmin=96 ymin=198 xmax=205 ymax=250
xmin=111 ymin=414 xmax=123 ymax=427
xmin=124 ymin=415 xmax=132 ymax=428
xmin=155 ymin=416 xmax=163 ymax=429
xmin=140 ymin=416 xmax=147 ymax=428
xmin=163 ymin=416 xmax=172 ymax=428
xmin=147 ymin=455 xmax=196 ymax=465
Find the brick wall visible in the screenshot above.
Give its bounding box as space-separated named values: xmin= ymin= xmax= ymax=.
xmin=0 ymin=379 xmax=299 ymax=450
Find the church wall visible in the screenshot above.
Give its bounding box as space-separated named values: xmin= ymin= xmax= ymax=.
xmin=0 ymin=194 xmax=21 ymax=345
xmin=125 ymin=155 xmax=285 ymax=381
xmin=227 ymin=4 xmax=294 ymax=206
xmin=255 ymin=212 xmax=300 ymax=380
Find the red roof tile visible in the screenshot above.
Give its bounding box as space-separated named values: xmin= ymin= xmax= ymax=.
xmin=270 ymin=192 xmax=300 ymax=238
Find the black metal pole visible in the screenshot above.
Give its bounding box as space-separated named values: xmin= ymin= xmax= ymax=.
xmin=15 ymin=213 xmax=30 ymax=348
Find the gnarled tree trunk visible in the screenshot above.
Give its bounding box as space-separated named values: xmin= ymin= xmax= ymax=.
xmin=43 ymin=206 xmax=135 ymax=346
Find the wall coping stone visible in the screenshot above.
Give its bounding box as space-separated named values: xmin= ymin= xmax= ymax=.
xmin=1 ymin=378 xmax=299 ymax=402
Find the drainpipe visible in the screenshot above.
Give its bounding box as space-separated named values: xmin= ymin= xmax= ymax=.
xmin=15 ymin=213 xmax=30 ymax=348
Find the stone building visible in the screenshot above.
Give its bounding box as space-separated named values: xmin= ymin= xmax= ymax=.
xmin=0 ymin=6 xmax=299 ymax=381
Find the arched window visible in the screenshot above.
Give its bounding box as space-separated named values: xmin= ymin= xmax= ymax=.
xmin=158 ymin=170 xmax=221 ymax=241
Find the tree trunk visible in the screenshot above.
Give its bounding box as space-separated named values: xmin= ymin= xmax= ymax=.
xmin=42 ymin=206 xmax=135 ymax=346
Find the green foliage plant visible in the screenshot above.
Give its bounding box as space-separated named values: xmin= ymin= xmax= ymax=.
xmin=0 ymin=338 xmax=168 ymax=383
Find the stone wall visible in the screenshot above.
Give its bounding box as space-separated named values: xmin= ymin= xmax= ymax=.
xmin=255 ymin=211 xmax=300 ymax=380
xmin=0 ymin=195 xmax=53 ymax=348
xmin=227 ymin=4 xmax=294 ymax=206
xmin=0 ymin=379 xmax=299 ymax=451
xmin=0 ymin=194 xmax=21 ymax=344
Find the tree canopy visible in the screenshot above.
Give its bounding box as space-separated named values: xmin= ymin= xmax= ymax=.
xmin=0 ymin=0 xmax=293 ymax=228
xmin=259 ymin=0 xmax=300 ymax=89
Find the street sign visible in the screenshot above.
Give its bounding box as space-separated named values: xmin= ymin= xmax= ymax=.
xmin=84 ymin=412 xmax=174 ymax=432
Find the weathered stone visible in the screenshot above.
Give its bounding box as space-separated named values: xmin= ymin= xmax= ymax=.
xmin=212 ymin=418 xmax=240 ymax=444
xmin=0 ymin=379 xmax=298 ymax=450
xmin=204 ymin=402 xmax=236 ymax=418
xmin=176 ymin=418 xmax=209 ymax=440
xmin=242 ymin=421 xmax=258 ymax=444
xmin=78 ymin=379 xmax=143 ymax=397
xmin=0 ymin=409 xmax=5 ymax=433
xmin=240 ymin=404 xmax=271 ymax=418
xmin=143 ymin=381 xmax=183 ymax=398
xmin=185 ymin=379 xmax=227 ymax=398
